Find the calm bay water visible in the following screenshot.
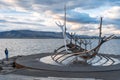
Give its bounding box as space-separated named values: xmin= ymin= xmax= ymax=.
xmin=0 ymin=39 xmax=120 ymax=59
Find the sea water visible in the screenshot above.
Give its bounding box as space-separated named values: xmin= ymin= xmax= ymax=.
xmin=0 ymin=39 xmax=120 ymax=59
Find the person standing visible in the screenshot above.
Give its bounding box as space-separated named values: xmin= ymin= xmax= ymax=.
xmin=5 ymin=48 xmax=9 ymax=61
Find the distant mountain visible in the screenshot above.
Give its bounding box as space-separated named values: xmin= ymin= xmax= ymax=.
xmin=1 ymin=30 xmax=117 ymax=39
xmin=0 ymin=30 xmax=63 ymax=38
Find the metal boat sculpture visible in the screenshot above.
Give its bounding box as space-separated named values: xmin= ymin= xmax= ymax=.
xmin=51 ymin=6 xmax=115 ymax=65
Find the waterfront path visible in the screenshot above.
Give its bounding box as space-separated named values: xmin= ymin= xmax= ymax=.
xmin=1 ymin=53 xmax=120 ymax=80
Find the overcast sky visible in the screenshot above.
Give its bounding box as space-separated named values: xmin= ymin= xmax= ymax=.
xmin=0 ymin=0 xmax=120 ymax=36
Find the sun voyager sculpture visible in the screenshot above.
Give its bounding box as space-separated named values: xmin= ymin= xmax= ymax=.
xmin=40 ymin=5 xmax=120 ymax=67
xmin=49 ymin=6 xmax=120 ymax=66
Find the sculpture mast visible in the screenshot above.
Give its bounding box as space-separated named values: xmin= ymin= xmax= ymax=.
xmin=99 ymin=17 xmax=102 ymax=43
xmin=55 ymin=4 xmax=68 ymax=52
xmin=63 ymin=4 xmax=68 ymax=52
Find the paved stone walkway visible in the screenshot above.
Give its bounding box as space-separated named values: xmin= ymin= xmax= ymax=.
xmin=13 ymin=53 xmax=120 ymax=80
xmin=0 ymin=74 xmax=102 ymax=80
xmin=1 ymin=53 xmax=120 ymax=80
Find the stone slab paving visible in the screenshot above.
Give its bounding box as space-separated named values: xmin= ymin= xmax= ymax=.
xmin=0 ymin=74 xmax=102 ymax=80
xmin=15 ymin=53 xmax=120 ymax=72
xmin=10 ymin=68 xmax=120 ymax=80
xmin=0 ymin=74 xmax=35 ymax=80
xmin=3 ymin=54 xmax=120 ymax=80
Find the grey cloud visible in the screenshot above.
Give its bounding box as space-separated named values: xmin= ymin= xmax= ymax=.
xmin=0 ymin=19 xmax=45 ymax=27
xmin=0 ymin=19 xmax=8 ymax=23
xmin=33 ymin=0 xmax=61 ymax=5
xmin=0 ymin=1 xmax=11 ymax=7
xmin=0 ymin=24 xmax=7 ymax=27
xmin=78 ymin=26 xmax=97 ymax=31
xmin=15 ymin=0 xmax=33 ymax=11
xmin=66 ymin=11 xmax=98 ymax=24
xmin=0 ymin=0 xmax=120 ymax=12
xmin=10 ymin=21 xmax=45 ymax=27
xmin=108 ymin=0 xmax=120 ymax=6
xmin=1 ymin=0 xmax=119 ymax=14
xmin=33 ymin=0 xmax=120 ymax=11
xmin=105 ymin=19 xmax=120 ymax=29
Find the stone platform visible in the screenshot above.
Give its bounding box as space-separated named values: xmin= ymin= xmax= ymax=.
xmin=15 ymin=53 xmax=120 ymax=72
xmin=14 ymin=53 xmax=120 ymax=80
